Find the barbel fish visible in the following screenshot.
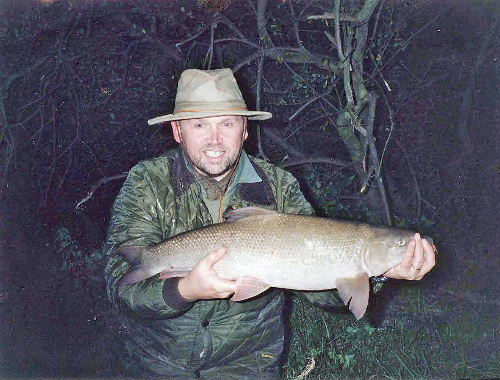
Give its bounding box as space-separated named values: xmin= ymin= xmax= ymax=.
xmin=116 ymin=207 xmax=416 ymax=319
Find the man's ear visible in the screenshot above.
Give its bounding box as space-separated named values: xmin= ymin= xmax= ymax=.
xmin=242 ymin=117 xmax=248 ymax=141
xmin=171 ymin=121 xmax=181 ymax=143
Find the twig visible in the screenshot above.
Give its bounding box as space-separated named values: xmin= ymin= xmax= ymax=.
xmin=332 ymin=0 xmax=355 ymax=108
xmin=214 ymin=38 xmax=260 ymax=49
xmin=256 ymin=0 xmax=269 ymax=43
xmin=204 ymin=21 xmax=217 ymax=69
xmin=280 ymin=156 xmax=349 ymax=168
xmin=366 ymin=93 xmax=392 ymax=225
xmin=375 ymin=83 xmax=397 ymax=172
xmin=395 ymin=139 xmax=436 ymax=218
xmin=175 ymin=16 xmax=218 ymax=49
xmin=368 ymin=5 xmax=453 ymax=81
xmin=369 ymin=0 xmax=386 ymax=43
xmin=287 ymin=0 xmax=305 ymax=50
xmin=0 ymin=57 xmax=49 ymax=133
xmin=233 ymin=46 xmax=340 ymax=74
xmin=307 ymin=13 xmax=362 ymax=23
xmin=307 ymin=0 xmax=380 ymax=25
xmin=292 ymin=356 xmax=315 ymax=380
xmin=217 ymin=14 xmax=246 ymax=40
xmin=255 ymin=56 xmax=269 ymax=161
xmin=333 ymin=0 xmax=345 ymax=62
xmin=323 ymin=31 xmax=337 ymax=48
xmin=288 ymin=82 xmax=335 ymax=121
xmin=285 ymin=112 xmax=338 ymax=141
xmin=262 ymin=128 xmax=304 ymax=158
xmin=76 ymin=173 xmax=128 ymax=210
xmin=288 ymin=95 xmax=321 ymax=121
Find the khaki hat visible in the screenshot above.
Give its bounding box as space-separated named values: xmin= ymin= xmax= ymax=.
xmin=147 ymin=68 xmax=272 ymax=125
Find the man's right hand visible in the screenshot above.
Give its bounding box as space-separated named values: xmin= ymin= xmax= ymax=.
xmin=177 ymin=247 xmax=238 ymax=301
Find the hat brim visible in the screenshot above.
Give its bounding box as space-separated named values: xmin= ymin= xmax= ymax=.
xmin=147 ymin=110 xmax=272 ymax=125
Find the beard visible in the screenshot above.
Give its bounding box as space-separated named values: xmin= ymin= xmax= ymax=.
xmin=181 ymin=141 xmax=242 ymax=178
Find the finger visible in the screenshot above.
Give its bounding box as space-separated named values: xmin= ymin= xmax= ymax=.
xmin=399 ymin=237 xmax=416 ymax=270
xmin=204 ymin=247 xmax=227 ymax=267
xmin=423 ymin=239 xmax=436 ymax=264
xmin=214 ymin=277 xmax=238 ymax=294
xmin=430 ymin=242 xmax=437 ymax=255
xmin=412 ymin=233 xmax=425 ymax=270
xmin=416 ymin=239 xmax=436 ymax=280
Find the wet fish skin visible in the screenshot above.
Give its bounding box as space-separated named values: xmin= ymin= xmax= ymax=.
xmin=116 ymin=207 xmax=416 ymax=319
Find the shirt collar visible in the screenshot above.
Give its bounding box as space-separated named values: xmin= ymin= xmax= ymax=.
xmin=228 ymin=150 xmax=262 ymax=190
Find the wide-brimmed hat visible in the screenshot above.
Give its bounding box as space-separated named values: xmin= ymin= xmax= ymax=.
xmin=147 ymin=68 xmax=272 ymax=125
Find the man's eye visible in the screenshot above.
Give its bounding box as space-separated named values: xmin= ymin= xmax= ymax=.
xmin=194 ymin=123 xmax=203 ymax=128
xmin=223 ymin=122 xmax=232 ymax=127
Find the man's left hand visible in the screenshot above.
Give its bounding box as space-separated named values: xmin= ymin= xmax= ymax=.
xmin=384 ymin=233 xmax=436 ymax=280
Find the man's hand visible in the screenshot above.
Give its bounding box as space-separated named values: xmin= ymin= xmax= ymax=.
xmin=384 ymin=233 xmax=436 ymax=280
xmin=177 ymin=247 xmax=237 ymax=301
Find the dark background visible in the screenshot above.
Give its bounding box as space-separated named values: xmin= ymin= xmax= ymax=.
xmin=0 ymin=0 xmax=498 ymax=377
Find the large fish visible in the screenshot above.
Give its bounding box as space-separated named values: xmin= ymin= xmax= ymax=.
xmin=116 ymin=207 xmax=416 ymax=319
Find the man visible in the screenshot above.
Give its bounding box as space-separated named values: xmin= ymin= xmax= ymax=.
xmin=105 ymin=68 xmax=436 ymax=379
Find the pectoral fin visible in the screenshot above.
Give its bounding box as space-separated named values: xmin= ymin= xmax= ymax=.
xmin=336 ymin=273 xmax=370 ymax=320
xmin=159 ymin=268 xmax=192 ymax=279
xmin=119 ymin=268 xmax=152 ymax=286
xmin=231 ymin=277 xmax=271 ymax=301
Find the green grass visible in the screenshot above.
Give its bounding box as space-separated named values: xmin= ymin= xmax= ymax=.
xmin=284 ymin=283 xmax=499 ymax=380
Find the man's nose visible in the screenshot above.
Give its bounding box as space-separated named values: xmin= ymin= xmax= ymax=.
xmin=207 ymin=126 xmax=222 ymax=144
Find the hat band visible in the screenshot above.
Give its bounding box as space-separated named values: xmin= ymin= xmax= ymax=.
xmin=174 ymin=107 xmax=248 ymax=114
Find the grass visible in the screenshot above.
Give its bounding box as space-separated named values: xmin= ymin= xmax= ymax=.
xmin=284 ymin=282 xmax=499 ymax=380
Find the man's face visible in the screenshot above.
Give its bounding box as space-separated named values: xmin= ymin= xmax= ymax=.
xmin=172 ymin=115 xmax=248 ymax=180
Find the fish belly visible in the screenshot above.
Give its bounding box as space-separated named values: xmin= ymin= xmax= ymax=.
xmin=212 ymin=244 xmax=364 ymax=291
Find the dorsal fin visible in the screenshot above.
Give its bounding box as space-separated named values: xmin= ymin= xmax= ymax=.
xmin=224 ymin=207 xmax=278 ymax=222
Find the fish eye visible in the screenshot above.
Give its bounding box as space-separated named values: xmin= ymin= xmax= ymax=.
xmin=395 ymin=239 xmax=407 ymax=247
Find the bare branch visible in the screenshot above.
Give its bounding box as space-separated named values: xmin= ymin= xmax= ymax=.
xmin=333 ymin=0 xmax=345 ymax=62
xmin=280 ymin=157 xmax=350 ymax=168
xmin=214 ymin=38 xmax=260 ymax=49
xmin=365 ymin=93 xmax=392 ymax=225
xmin=175 ymin=15 xmax=219 ymax=49
xmin=233 ymin=46 xmax=341 ymax=73
xmin=255 ymin=56 xmax=269 ymax=161
xmin=288 ymin=82 xmax=335 ymax=121
xmin=204 ymin=22 xmax=217 ymax=69
xmin=307 ymin=0 xmax=380 ymax=25
xmin=76 ymin=173 xmax=128 ymax=210
xmin=262 ymin=128 xmax=304 ymax=159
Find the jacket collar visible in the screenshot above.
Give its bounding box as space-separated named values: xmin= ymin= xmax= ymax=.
xmin=171 ymin=147 xmax=275 ymax=206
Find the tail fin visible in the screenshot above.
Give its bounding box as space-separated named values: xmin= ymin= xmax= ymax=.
xmin=113 ymin=246 xmax=151 ymax=286
xmin=113 ymin=246 xmax=144 ymax=265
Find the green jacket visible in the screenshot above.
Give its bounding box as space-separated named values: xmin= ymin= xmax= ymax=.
xmin=105 ymin=148 xmax=346 ymax=379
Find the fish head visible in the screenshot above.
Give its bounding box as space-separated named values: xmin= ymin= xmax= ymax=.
xmin=362 ymin=226 xmax=415 ymax=276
